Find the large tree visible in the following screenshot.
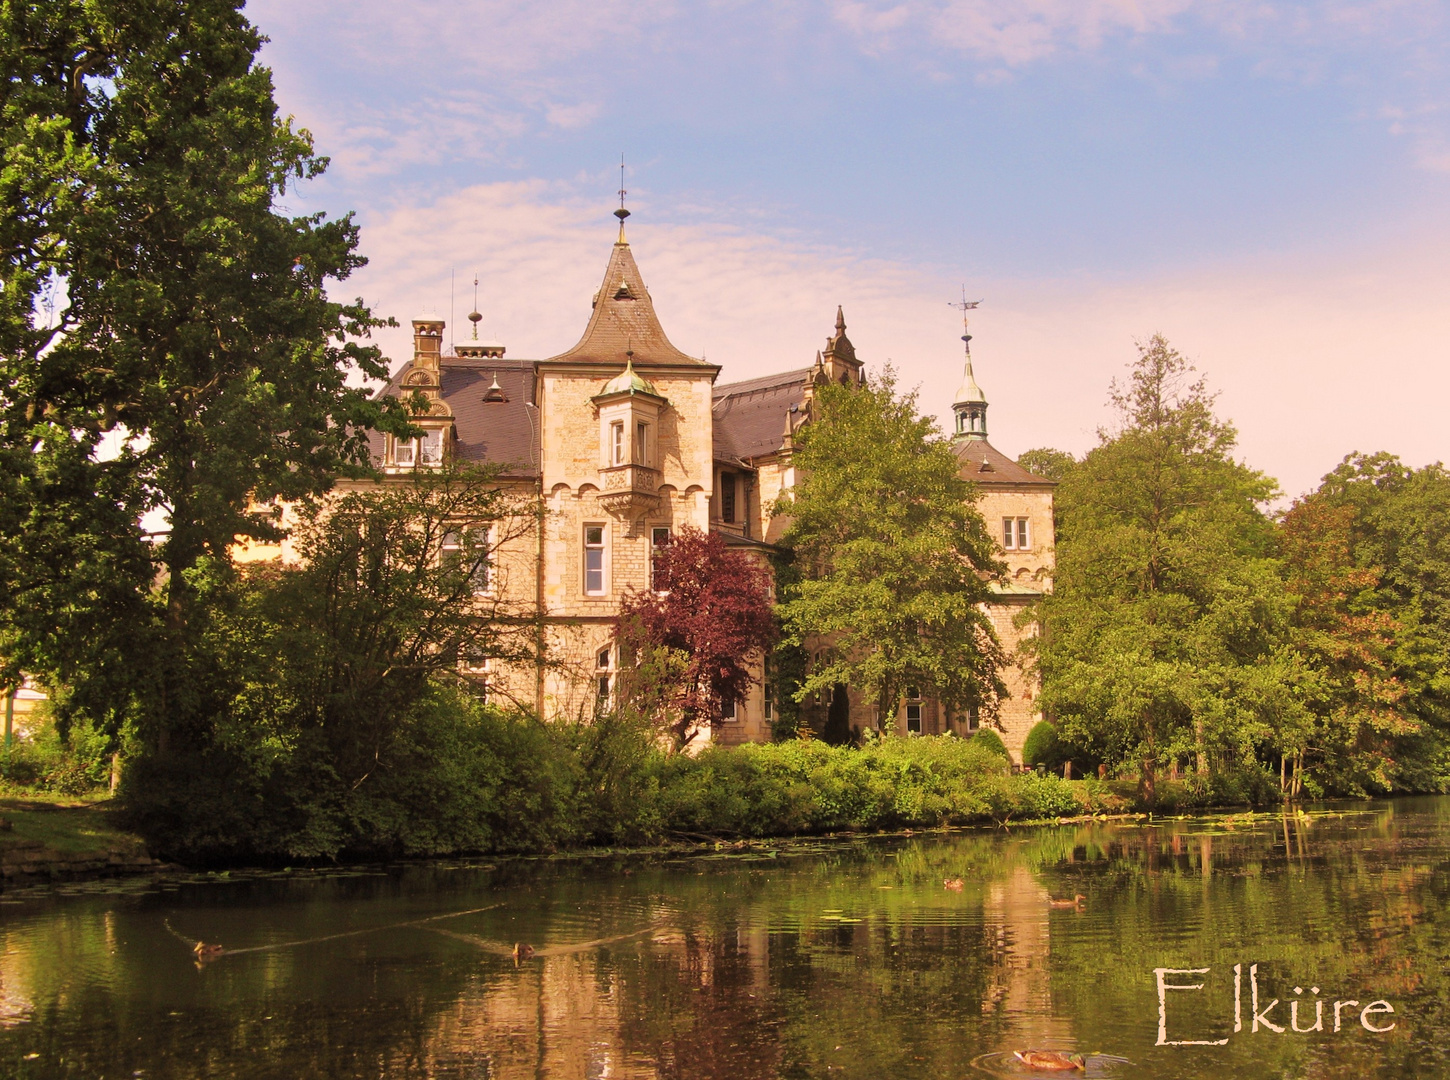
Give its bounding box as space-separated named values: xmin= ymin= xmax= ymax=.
xmin=1307 ymin=453 xmax=1450 ymax=791
xmin=614 ymin=526 xmax=775 ymax=748
xmin=1279 ymin=494 xmax=1412 ymax=794
xmin=0 ymin=2 xmax=405 ymax=744
xmin=1031 ymin=336 xmax=1288 ymax=799
xmin=774 ymin=367 xmax=1006 ymax=741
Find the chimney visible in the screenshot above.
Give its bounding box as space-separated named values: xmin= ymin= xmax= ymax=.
xmin=412 ymin=318 xmax=445 ymax=373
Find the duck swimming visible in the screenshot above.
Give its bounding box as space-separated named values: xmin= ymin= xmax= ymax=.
xmin=192 ymin=942 xmax=225 ymax=961
xmin=1013 ymin=1050 xmax=1086 ymax=1071
xmin=943 ymin=878 xmax=964 ymax=891
xmin=1048 ymin=894 xmax=1085 ymax=908
xmin=512 ymin=943 xmax=535 ymax=965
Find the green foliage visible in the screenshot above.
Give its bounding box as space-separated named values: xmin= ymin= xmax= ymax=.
xmin=3 ymin=714 xmax=113 ymax=795
xmin=1310 ymin=453 xmax=1450 ymax=792
xmin=1017 ymin=447 xmax=1078 ymax=484
xmin=1032 ymin=336 xmax=1287 ymax=799
xmin=657 ymin=734 xmax=1075 ymax=836
xmin=121 ymin=688 xmax=580 ymax=862
xmin=0 ymin=0 xmax=408 ymax=748
xmin=967 ymin=728 xmax=1009 ymax=758
xmin=775 ymin=367 xmax=1007 ymax=736
xmin=1021 ymin=720 xmax=1065 ymax=769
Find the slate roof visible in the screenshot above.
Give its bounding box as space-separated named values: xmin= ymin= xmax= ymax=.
xmin=373 ymin=355 xmax=541 ymax=478
xmin=953 ymin=438 xmax=1054 ymax=487
xmin=712 ymin=367 xmax=812 ymax=463
xmin=545 ymin=239 xmax=707 ymax=367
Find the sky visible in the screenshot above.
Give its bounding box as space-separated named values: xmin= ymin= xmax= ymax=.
xmin=247 ymin=0 xmax=1450 ymax=500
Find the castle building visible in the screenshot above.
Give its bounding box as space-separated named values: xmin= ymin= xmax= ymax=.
xmin=349 ymin=218 xmax=1055 ymax=759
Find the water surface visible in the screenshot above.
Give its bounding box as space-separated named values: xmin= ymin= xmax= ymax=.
xmin=2 ymin=797 xmax=1447 ymax=1079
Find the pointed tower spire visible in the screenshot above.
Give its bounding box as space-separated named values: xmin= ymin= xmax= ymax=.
xmin=950 ymin=290 xmax=987 ymax=441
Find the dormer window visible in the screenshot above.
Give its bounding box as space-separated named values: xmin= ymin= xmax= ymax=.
xmin=394 ymin=437 xmax=415 ymax=467
xmin=420 ymin=429 xmax=443 ymax=466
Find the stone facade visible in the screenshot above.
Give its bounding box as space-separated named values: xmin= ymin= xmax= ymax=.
xmin=299 ymin=226 xmax=1055 ymax=759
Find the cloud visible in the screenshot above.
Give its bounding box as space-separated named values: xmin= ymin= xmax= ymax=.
xmin=347 ymin=181 xmax=1450 ymax=503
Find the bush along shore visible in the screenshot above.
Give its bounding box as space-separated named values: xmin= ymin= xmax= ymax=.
xmin=78 ymin=695 xmax=1279 ymax=867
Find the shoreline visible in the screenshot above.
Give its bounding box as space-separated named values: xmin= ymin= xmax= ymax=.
xmin=1 ymin=794 xmax=1399 ymax=892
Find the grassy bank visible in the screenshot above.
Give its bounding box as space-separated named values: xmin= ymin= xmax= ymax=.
xmin=0 ymin=793 xmax=158 ymax=883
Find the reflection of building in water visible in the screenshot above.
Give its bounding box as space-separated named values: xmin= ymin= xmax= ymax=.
xmin=423 ymin=954 xmax=647 ymax=1080
xmin=981 ymin=866 xmax=1076 ymax=1048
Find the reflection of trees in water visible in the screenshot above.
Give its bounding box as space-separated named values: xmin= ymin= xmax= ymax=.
xmin=2 ymin=805 xmax=1448 ymax=1079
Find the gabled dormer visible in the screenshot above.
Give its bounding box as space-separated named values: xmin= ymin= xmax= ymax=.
xmin=387 ymin=318 xmax=456 ymax=470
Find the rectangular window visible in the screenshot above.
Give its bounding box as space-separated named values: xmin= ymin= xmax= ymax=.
xmin=720 ymin=473 xmax=736 ymax=523
xmin=584 ymin=525 xmax=605 ymax=595
xmin=420 ymin=428 xmax=443 ymax=465
xmin=1016 ymin=517 xmax=1030 ymax=550
xmin=442 ymin=526 xmax=491 ymax=595
xmin=394 ymin=437 xmax=416 ymax=467
xmin=763 ymin=698 xmax=773 ymax=721
xmin=721 ymin=699 xmax=738 ymax=722
xmin=966 ymin=703 xmax=980 ymax=731
xmin=905 ymin=686 xmax=922 ymax=734
xmin=1002 ymin=517 xmax=1015 ymax=549
xmin=651 ymin=526 xmax=671 ymax=591
xmin=636 ymin=421 xmax=648 ymax=465
xmin=596 ymin=646 xmax=612 ymax=703
xmin=611 ymin=421 xmax=625 ymax=466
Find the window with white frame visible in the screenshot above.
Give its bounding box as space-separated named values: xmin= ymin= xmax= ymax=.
xmin=393 ymin=435 xmax=416 ymax=467
xmin=420 ymin=428 xmax=444 ymax=466
xmin=610 ymin=421 xmax=625 ymax=466
xmin=720 ymin=698 xmax=738 ymax=722
xmin=596 ymin=645 xmax=612 ymax=702
xmin=635 ymin=420 xmax=649 ymax=465
xmin=965 ymin=702 xmax=980 ymax=731
xmin=460 ymin=648 xmax=491 ymax=704
xmin=584 ymin=525 xmax=606 ymax=595
xmin=441 ymin=525 xmax=492 ymax=596
xmin=1002 ymin=517 xmax=1031 ymax=550
xmin=905 ymin=686 xmax=923 ymax=734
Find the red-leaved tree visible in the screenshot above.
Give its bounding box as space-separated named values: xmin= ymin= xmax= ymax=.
xmin=614 ymin=526 xmax=776 ymax=747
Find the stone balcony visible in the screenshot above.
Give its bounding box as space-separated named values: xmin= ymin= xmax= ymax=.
xmin=597 ymin=462 xmax=662 ymax=519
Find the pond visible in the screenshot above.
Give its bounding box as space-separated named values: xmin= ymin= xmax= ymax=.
xmin=1 ymin=797 xmax=1447 ymax=1079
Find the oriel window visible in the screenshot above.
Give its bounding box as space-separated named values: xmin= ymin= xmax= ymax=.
xmin=636 ymin=420 xmax=648 ymax=465
xmin=611 ymin=421 xmax=625 ymax=466
xmin=584 ymin=525 xmax=606 ymax=595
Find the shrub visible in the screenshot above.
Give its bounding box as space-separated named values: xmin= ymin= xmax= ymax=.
xmin=1021 ymin=721 xmax=1064 ymax=769
xmin=968 ymin=729 xmax=1009 ymax=758
xmin=2 ymin=715 xmax=113 ymax=795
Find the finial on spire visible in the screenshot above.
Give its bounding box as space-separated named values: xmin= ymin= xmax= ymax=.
xmin=835 ymin=305 xmax=846 ymax=333
xmin=467 ymin=274 xmax=482 ymax=340
xmin=614 ymin=154 xmax=630 ymax=242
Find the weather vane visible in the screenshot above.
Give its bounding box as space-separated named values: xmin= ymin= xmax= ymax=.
xmin=949 ymin=286 xmax=982 ymax=353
